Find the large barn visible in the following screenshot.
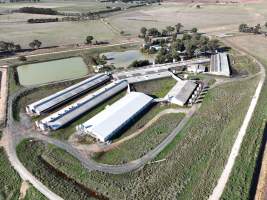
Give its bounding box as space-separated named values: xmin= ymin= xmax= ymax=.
xmin=36 ymin=80 xmax=128 ymax=131
xmin=26 ymin=73 xmax=110 ymax=116
xmin=76 ymin=92 xmax=153 ymax=142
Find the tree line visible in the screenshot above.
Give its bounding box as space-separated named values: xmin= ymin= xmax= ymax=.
xmin=27 ymin=18 xmax=59 ymax=23
xmin=139 ymin=23 xmax=220 ymax=64
xmin=0 ymin=39 xmax=42 ymax=53
xmin=17 ymin=7 xmax=58 ymax=15
xmin=239 ymin=23 xmax=261 ymax=34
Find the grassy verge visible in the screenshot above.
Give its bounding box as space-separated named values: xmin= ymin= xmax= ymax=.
xmin=23 ymin=185 xmax=48 ymax=200
xmin=93 ymin=113 xmax=185 ymax=164
xmin=0 ymin=147 xmax=21 ymax=200
xmin=221 ymin=36 xmax=267 ymax=199
xmin=133 ymin=78 xmax=176 ymax=98
xmin=16 ymin=140 xmax=103 ymax=200
xmin=229 ymin=50 xmax=260 ymax=76
xmin=111 ymin=103 xmax=179 ymax=141
xmin=16 ymin=73 xmax=259 ymax=199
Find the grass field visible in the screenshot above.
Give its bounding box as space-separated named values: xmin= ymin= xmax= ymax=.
xmin=1 ymin=0 xmax=267 ymax=49
xmin=229 ymin=49 xmax=260 ymax=76
xmin=93 ymin=113 xmax=185 ymax=164
xmin=16 ymin=69 xmax=259 ymax=199
xmin=133 ymin=77 xmax=176 ymax=98
xmin=23 ymin=185 xmax=48 ymax=200
xmin=108 ymin=2 xmax=264 ymax=36
xmin=220 ymin=35 xmax=267 ymax=200
xmin=0 ymin=147 xmax=21 ymax=200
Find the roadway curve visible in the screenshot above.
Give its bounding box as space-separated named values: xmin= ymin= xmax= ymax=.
xmin=2 ymin=80 xmax=199 ymax=199
xmin=208 ymin=39 xmax=266 ymax=200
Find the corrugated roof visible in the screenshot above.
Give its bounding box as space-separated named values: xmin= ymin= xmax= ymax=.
xmin=78 ymin=92 xmax=153 ymax=142
xmin=38 ymin=80 xmax=128 ymax=130
xmin=27 ymin=73 xmax=110 ymax=114
xmin=166 ymin=79 xmax=197 ymax=105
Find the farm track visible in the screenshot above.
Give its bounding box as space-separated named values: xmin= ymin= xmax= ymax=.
xmin=0 ymin=40 xmax=141 ymax=63
xmin=208 ymin=38 xmax=266 ymax=200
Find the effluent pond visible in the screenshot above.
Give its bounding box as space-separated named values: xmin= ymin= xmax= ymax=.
xmin=17 ymin=57 xmax=89 ymax=86
xmin=100 ymin=50 xmax=155 ymax=68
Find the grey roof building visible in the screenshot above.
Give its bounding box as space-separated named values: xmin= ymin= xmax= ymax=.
xmin=26 ymin=73 xmax=110 ymax=115
xmin=76 ymin=92 xmax=153 ymax=142
xmin=36 ymin=80 xmax=128 ymax=132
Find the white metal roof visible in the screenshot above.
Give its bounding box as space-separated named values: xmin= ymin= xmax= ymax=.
xmin=78 ymin=92 xmax=153 ymax=142
xmin=209 ymin=53 xmax=230 ymax=77
xmin=37 ymin=80 xmax=128 ymax=131
xmin=26 ymin=73 xmax=110 ymax=115
xmin=166 ymin=79 xmax=197 ymax=106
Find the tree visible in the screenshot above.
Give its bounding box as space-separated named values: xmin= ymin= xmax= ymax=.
xmin=18 ymin=55 xmax=27 ymax=61
xmin=265 ymin=22 xmax=267 ymax=28
xmin=175 ymin=23 xmax=183 ymax=34
xmin=207 ymin=39 xmax=220 ymax=52
xmin=166 ymin=26 xmax=175 ymax=35
xmin=85 ymin=36 xmax=94 ymax=44
xmin=147 ymin=28 xmax=160 ymax=37
xmin=29 ymin=40 xmax=42 ymax=49
xmin=161 ymin=29 xmax=168 ymax=37
xmin=239 ymin=23 xmax=248 ymax=32
xmin=172 ymin=33 xmax=177 ymax=41
xmin=144 ymin=36 xmax=151 ymax=44
xmin=253 ymin=24 xmax=261 ymax=34
xmin=191 ymin=27 xmax=198 ymax=33
xmin=140 ymin=27 xmax=147 ymax=37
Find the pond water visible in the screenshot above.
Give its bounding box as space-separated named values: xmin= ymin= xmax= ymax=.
xmin=100 ymin=50 xmax=155 ymax=68
xmin=17 ymin=57 xmax=89 ymax=86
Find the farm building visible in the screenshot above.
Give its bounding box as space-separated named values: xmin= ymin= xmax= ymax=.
xmin=113 ymin=58 xmax=210 ymax=83
xmin=36 ymin=80 xmax=128 ymax=132
xmin=187 ymin=64 xmax=206 ymax=73
xmin=209 ymin=53 xmax=231 ymax=77
xmin=165 ymin=79 xmax=198 ymax=106
xmin=26 ymin=73 xmax=110 ymax=116
xmin=76 ymin=92 xmax=153 ymax=142
xmin=113 ymin=66 xmax=172 ymax=83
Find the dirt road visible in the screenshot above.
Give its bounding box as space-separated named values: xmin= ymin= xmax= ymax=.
xmin=0 ymin=66 xmax=8 ymax=125
xmin=208 ymin=41 xmax=265 ymax=200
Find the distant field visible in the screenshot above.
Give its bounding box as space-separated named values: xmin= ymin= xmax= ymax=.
xmin=1 ymin=1 xmax=267 ymax=48
xmin=108 ymin=2 xmax=264 ymax=35
xmin=0 ymin=18 xmax=119 ymax=48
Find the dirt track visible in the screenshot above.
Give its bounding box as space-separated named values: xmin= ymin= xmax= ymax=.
xmin=0 ymin=66 xmax=8 ymax=125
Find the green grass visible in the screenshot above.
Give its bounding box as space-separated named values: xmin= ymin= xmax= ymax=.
xmin=229 ymin=50 xmax=260 ymax=76
xmin=23 ymin=185 xmax=48 ymax=200
xmin=133 ymin=78 xmax=176 ymax=98
xmin=16 ymin=73 xmax=259 ymax=200
xmin=16 ymin=140 xmax=101 ymax=200
xmin=111 ymin=103 xmax=180 ymax=141
xmin=221 ymin=35 xmax=267 ymax=200
xmin=0 ymin=147 xmax=21 ymax=200
xmin=93 ymin=113 xmax=185 ymax=164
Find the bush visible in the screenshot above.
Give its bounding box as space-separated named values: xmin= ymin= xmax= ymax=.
xmin=129 ymin=59 xmax=150 ymax=68
xmin=18 ymin=7 xmax=58 ymax=15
